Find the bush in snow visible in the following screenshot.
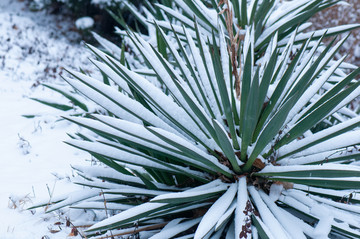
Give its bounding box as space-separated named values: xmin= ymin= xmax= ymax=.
xmin=31 ymin=0 xmax=360 ymax=238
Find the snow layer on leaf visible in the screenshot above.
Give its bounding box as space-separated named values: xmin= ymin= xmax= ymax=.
xmin=102 ymin=187 xmax=169 ymax=197
xmin=148 ymin=127 xmax=233 ymax=175
xmin=151 ymin=183 xmax=228 ymax=203
xmin=278 ymin=148 xmax=359 ymax=165
xmin=92 ymin=32 xmax=122 ymax=58
xmin=219 ymin=24 xmax=230 ymax=91
xmin=110 ymin=53 xmax=217 ymax=149
xmin=67 ymin=139 xmax=181 ymax=172
xmin=194 ymin=182 xmax=237 ymax=239
xmin=71 ymin=202 xmax=133 ymax=210
xmin=279 ymin=207 xmax=316 ymax=237
xmin=304 ymin=191 xmax=360 ymax=214
xmin=46 ymin=189 xmax=101 ymax=212
xmin=65 ymin=75 xmax=142 ymax=124
xmin=150 ymin=218 xmax=201 ymax=239
xmin=288 ymin=130 xmax=360 ymax=158
xmin=90 ymin=59 xmax=131 ymax=94
xmin=73 ymin=165 xmax=145 ymax=186
xmin=66 ymin=71 xmax=182 ymax=135
xmin=279 ymin=115 xmax=360 ymax=157
xmin=174 ymin=0 xmax=216 ymax=32
xmin=99 ymin=140 xmax=209 ymax=180
xmin=285 ymin=190 xmax=333 ymax=238
xmin=186 ymin=179 xmax=223 ymax=192
xmin=80 ymin=115 xmax=217 ymax=172
xmin=258 ymin=190 xmax=306 ymax=239
xmin=277 ymin=24 xmax=360 ymax=46
xmin=235 ymin=177 xmax=250 ymax=239
xmin=286 ymin=56 xmax=346 ymax=124
xmin=184 ymin=27 xmax=222 ymax=120
xmin=248 ymin=186 xmax=290 ymax=238
xmin=259 ymin=163 xmax=360 ymax=174
xmin=134 ymin=29 xmax=217 ymax=139
xmin=155 ymin=4 xmax=194 ymax=27
xmin=293 ymin=184 xmax=360 ymax=202
xmin=87 ymin=202 xmax=167 ymax=232
xmin=215 ymin=200 xmax=236 ymax=231
xmin=287 ymin=189 xmax=360 ymax=227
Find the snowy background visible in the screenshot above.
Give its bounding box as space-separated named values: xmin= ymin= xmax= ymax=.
xmin=0 ymin=0 xmax=97 ymax=238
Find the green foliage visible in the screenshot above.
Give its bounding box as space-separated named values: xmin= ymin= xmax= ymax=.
xmin=31 ymin=0 xmax=360 ymax=238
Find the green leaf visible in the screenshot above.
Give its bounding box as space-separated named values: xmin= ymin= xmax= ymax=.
xmin=251 ymin=215 xmax=272 ymax=239
xmin=244 ymin=94 xmax=298 ymax=171
xmin=241 ymin=67 xmax=260 ymax=160
xmin=180 ymin=0 xmax=217 ymax=32
xmin=212 ymin=119 xmax=242 ymax=173
xmin=240 ymin=0 xmax=248 ymax=28
xmin=86 ymin=202 xmax=170 ymax=232
xmin=42 ymin=84 xmax=89 ymax=111
xmin=210 ymin=30 xmax=240 ymax=149
xmin=252 ymin=37 xmax=309 ymax=140
xmin=151 ymin=183 xmax=228 ymax=204
xmin=275 ymin=77 xmax=360 ymax=150
xmin=147 ymin=126 xmax=234 ymax=178
xmin=299 ymin=67 xmax=360 ymax=122
xmin=194 ymin=182 xmax=237 ymax=238
xmin=30 ymin=98 xmax=73 ymax=111
xmin=256 ymin=164 xmax=360 ymax=189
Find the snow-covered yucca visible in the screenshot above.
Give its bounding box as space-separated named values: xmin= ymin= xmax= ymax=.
xmin=33 ymin=0 xmax=360 ymax=238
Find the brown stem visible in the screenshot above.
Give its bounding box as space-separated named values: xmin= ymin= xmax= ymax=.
xmin=220 ymin=0 xmax=242 ymax=99
xmin=94 ymin=222 xmax=169 ymax=239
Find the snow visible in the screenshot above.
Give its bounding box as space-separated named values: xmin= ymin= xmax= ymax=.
xmin=259 ymin=190 xmax=306 ymax=239
xmin=279 ymin=115 xmax=360 ymax=158
xmin=150 ymin=218 xmax=201 ymax=239
xmin=183 ymin=26 xmax=222 ymax=120
xmin=147 ymin=126 xmax=233 ymax=176
xmin=88 ymin=202 xmax=167 ymax=232
xmin=107 ymin=50 xmax=218 ymax=149
xmin=91 ymin=32 xmax=122 ymax=58
xmin=194 ymin=182 xmax=237 ymax=239
xmin=285 ymin=56 xmax=346 ymax=124
xmin=151 ymin=183 xmax=229 ymax=203
xmin=215 ymin=200 xmax=236 ymax=231
xmin=235 ymin=177 xmax=249 ymax=239
xmin=66 ymin=139 xmax=194 ymax=174
xmin=0 ymin=0 xmax=359 ymax=238
xmin=248 ymin=186 xmax=290 ymax=238
xmin=64 ymin=74 xmax=143 ymax=124
xmin=289 ymin=130 xmax=360 ymax=158
xmin=0 ymin=1 xmax=98 ymax=238
xmin=75 ymin=16 xmax=94 ymax=30
xmin=269 ymin=183 xmax=284 ymax=202
xmin=259 ymin=163 xmax=360 ymax=173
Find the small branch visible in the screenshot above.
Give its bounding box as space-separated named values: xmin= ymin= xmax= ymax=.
xmin=95 ymin=223 xmax=169 ymax=239
xmin=220 ymin=0 xmax=242 ymax=100
xmin=101 ymin=190 xmax=114 ymax=239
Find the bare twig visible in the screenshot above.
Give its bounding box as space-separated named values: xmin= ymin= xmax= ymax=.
xmin=101 ymin=190 xmax=114 ymax=239
xmin=94 ymin=223 xmax=169 ymax=239
xmin=219 ymin=0 xmax=243 ymax=99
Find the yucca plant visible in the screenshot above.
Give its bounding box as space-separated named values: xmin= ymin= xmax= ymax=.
xmin=30 ymin=0 xmax=360 ymax=114
xmin=113 ymin=0 xmax=360 ymax=56
xmin=30 ymin=1 xmax=360 ymax=239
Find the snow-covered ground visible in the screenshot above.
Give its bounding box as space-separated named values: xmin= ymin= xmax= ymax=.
xmin=0 ymin=0 xmax=97 ymax=238
xmin=310 ymin=0 xmax=360 ymax=65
